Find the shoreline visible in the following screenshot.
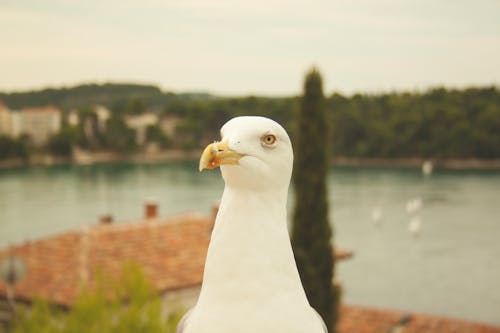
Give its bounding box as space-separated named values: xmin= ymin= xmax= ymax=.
xmin=1 ymin=151 xmax=500 ymax=170
xmin=331 ymin=156 xmax=500 ymax=170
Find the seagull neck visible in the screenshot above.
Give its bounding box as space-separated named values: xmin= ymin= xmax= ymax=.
xmin=198 ymin=184 xmax=307 ymax=304
xmin=213 ymin=185 xmax=289 ymax=237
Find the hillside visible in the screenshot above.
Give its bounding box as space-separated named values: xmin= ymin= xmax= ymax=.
xmin=0 ymin=83 xmax=212 ymax=110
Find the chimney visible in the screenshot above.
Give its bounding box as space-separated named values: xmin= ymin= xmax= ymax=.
xmin=145 ymin=200 xmax=158 ymax=219
xmin=99 ymin=214 xmax=113 ymax=225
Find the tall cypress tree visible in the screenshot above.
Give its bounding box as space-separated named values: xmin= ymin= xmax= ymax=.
xmin=291 ymin=67 xmax=337 ymax=332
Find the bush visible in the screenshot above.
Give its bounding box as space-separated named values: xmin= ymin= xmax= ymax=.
xmin=47 ymin=127 xmax=79 ymax=157
xmin=0 ymin=136 xmax=28 ymax=160
xmin=11 ymin=264 xmax=183 ymax=333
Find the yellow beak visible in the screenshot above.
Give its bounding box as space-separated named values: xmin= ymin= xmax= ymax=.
xmin=199 ymin=141 xmax=245 ymax=171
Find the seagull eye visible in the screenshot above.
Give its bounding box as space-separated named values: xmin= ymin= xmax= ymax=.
xmin=261 ymin=134 xmax=277 ymax=146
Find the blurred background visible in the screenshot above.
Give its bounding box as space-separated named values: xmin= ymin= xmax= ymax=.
xmin=0 ymin=1 xmax=499 ymax=332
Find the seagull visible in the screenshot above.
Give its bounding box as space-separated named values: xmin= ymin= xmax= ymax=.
xmin=176 ymin=116 xmax=327 ymax=333
xmin=371 ymin=207 xmax=382 ymax=226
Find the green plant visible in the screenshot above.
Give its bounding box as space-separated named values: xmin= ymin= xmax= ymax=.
xmin=11 ymin=264 xmax=183 ymax=333
xmin=291 ymin=67 xmax=337 ymax=332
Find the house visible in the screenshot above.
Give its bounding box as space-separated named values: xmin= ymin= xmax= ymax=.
xmin=67 ymin=109 xmax=79 ymax=127
xmin=66 ymin=105 xmax=109 ymax=134
xmin=125 ymin=113 xmax=159 ymax=146
xmin=0 ymin=102 xmax=12 ymax=136
xmin=0 ymin=202 xmax=351 ymax=309
xmin=159 ymin=114 xmax=183 ymax=138
xmin=0 ymin=205 xmax=212 ymax=309
xmin=10 ymin=106 xmax=62 ymax=146
xmin=94 ymin=105 xmax=111 ymax=132
xmin=0 ymin=201 xmax=358 ymax=331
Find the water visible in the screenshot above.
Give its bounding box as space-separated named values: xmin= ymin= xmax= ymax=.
xmin=0 ymin=162 xmax=499 ymax=325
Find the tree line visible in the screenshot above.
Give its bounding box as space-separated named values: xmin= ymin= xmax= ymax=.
xmin=1 ymin=84 xmax=499 ymax=160
xmin=165 ymin=86 xmax=500 ymax=159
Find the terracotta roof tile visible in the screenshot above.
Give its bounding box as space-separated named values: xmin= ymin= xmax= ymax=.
xmin=20 ymin=105 xmax=60 ymax=113
xmin=0 ymin=210 xmax=353 ymax=306
xmin=339 ymin=305 xmax=500 ymax=333
xmin=0 ymin=212 xmax=212 ymax=305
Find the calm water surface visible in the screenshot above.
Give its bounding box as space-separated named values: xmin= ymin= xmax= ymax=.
xmin=0 ymin=162 xmax=499 ymax=325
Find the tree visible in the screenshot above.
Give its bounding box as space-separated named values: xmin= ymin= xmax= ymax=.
xmin=103 ymin=115 xmax=137 ymax=153
xmin=125 ymin=98 xmax=145 ymax=115
xmin=145 ymin=124 xmax=170 ymax=148
xmin=47 ymin=126 xmax=79 ymax=157
xmin=291 ymin=67 xmax=337 ymax=332
xmin=0 ymin=136 xmax=28 ymax=160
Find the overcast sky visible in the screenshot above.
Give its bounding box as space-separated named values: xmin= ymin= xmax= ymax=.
xmin=1 ymin=0 xmax=499 ymax=95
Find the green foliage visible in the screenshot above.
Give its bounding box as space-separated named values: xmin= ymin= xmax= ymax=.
xmin=46 ymin=127 xmax=79 ymax=157
xmin=76 ymin=109 xmax=102 ymax=150
xmin=145 ymin=124 xmax=171 ymax=148
xmin=103 ymin=115 xmax=137 ymax=153
xmin=11 ymin=264 xmax=183 ymax=333
xmin=291 ymin=68 xmax=337 ymax=332
xmin=164 ymin=96 xmax=297 ymax=149
xmin=0 ymin=136 xmax=28 ymax=160
xmin=124 ymin=98 xmax=145 ymax=115
xmin=163 ymin=86 xmax=500 ymax=159
xmin=0 ymin=84 xmax=163 ymax=110
xmin=327 ymin=87 xmax=500 ymax=159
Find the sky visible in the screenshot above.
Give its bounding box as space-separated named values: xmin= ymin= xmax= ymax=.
xmin=1 ymin=0 xmax=499 ymax=95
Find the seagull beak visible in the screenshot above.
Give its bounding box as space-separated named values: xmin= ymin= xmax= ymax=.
xmin=199 ymin=141 xmax=245 ymax=172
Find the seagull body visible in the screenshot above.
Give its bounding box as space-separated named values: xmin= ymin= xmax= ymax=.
xmin=177 ymin=116 xmax=326 ymax=333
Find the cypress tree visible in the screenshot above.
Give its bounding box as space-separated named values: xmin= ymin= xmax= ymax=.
xmin=291 ymin=67 xmax=337 ymax=332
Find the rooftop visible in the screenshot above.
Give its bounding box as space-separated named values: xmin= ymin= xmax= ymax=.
xmin=0 ymin=206 xmax=353 ymax=306
xmin=20 ymin=105 xmax=60 ymax=113
xmin=339 ymin=304 xmax=500 ymax=333
xmin=0 ymin=212 xmax=212 ymax=305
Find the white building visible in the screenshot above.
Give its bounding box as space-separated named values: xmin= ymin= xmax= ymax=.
xmin=94 ymin=105 xmax=111 ymax=132
xmin=0 ymin=102 xmax=12 ymax=136
xmin=67 ymin=109 xmax=80 ymax=127
xmin=11 ymin=106 xmax=62 ymax=145
xmin=159 ymin=114 xmax=182 ymax=138
xmin=125 ymin=113 xmax=158 ymax=145
xmin=67 ymin=105 xmax=110 ymax=130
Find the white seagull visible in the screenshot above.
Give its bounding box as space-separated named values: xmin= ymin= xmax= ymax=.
xmin=176 ymin=116 xmax=327 ymax=333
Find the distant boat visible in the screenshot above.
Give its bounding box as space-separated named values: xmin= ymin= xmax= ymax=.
xmin=371 ymin=207 xmax=382 ymax=226
xmin=422 ymin=160 xmax=433 ymax=176
xmin=406 ymin=198 xmax=422 ymax=215
xmin=409 ymin=216 xmax=421 ymax=237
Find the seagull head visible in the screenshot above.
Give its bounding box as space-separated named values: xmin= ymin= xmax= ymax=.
xmin=199 ymin=116 xmax=293 ymax=191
